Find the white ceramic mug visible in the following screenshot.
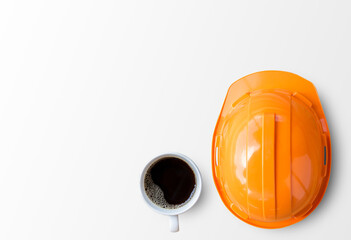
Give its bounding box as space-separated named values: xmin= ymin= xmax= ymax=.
xmin=140 ymin=153 xmax=202 ymax=232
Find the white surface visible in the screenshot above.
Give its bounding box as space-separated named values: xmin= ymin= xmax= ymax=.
xmin=0 ymin=0 xmax=350 ymax=239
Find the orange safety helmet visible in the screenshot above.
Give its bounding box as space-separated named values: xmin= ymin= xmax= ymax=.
xmin=212 ymin=71 xmax=331 ymax=228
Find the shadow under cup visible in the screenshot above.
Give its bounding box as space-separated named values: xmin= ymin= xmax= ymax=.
xmin=140 ymin=153 xmax=202 ymax=232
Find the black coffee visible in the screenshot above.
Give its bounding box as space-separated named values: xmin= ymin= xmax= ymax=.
xmin=144 ymin=157 xmax=196 ymax=209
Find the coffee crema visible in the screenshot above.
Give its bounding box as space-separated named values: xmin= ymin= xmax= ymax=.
xmin=144 ymin=157 xmax=196 ymax=209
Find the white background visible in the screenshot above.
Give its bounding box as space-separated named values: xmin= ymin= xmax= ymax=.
xmin=0 ymin=0 xmax=350 ymax=239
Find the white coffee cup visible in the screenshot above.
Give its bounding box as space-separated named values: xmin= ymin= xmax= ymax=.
xmin=140 ymin=153 xmax=202 ymax=232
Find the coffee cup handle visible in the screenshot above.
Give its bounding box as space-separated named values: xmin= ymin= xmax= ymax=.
xmin=169 ymin=215 xmax=179 ymax=232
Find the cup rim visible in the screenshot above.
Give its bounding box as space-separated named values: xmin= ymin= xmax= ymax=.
xmin=140 ymin=153 xmax=202 ymax=216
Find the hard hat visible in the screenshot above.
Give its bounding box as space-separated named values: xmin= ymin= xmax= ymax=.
xmin=212 ymin=71 xmax=331 ymax=228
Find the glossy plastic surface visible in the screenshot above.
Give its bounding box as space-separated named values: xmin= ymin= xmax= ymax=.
xmin=212 ymin=71 xmax=331 ymax=228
